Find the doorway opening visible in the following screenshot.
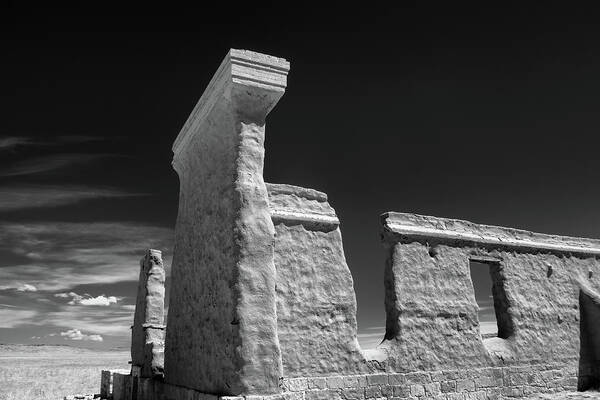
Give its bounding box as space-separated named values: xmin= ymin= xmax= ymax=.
xmin=578 ymin=290 xmax=600 ymax=391
xmin=469 ymin=259 xmax=513 ymax=339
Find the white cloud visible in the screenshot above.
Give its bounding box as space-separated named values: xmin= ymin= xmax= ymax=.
xmin=60 ymin=329 xmax=103 ymax=342
xmin=37 ymin=304 xmax=134 ymax=336
xmin=0 ymin=283 xmax=39 ymax=292
xmin=0 ymin=221 xmax=169 ymax=341
xmin=54 ymin=292 xmax=119 ymax=306
xmin=0 ymin=222 xmax=173 ymax=291
xmin=0 ymin=292 xmax=130 ymax=335
xmin=17 ymin=284 xmax=37 ymax=292
xmin=73 ymin=295 xmax=118 ymax=307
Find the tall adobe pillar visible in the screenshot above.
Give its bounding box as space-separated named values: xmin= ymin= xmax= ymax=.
xmin=164 ymin=49 xmax=289 ymax=396
xmin=131 ymin=249 xmax=166 ymax=378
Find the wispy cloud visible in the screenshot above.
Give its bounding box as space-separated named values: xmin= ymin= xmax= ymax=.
xmin=56 ymin=135 xmax=106 ymax=144
xmin=0 ymin=135 xmax=105 ymax=152
xmin=0 ymin=137 xmax=35 ymax=151
xmin=0 ymin=185 xmax=144 ymax=211
xmin=0 ymin=283 xmax=40 ymax=292
xmin=0 ymin=308 xmax=37 ymax=328
xmin=0 ymin=221 xmax=173 ymax=291
xmin=39 ymin=305 xmax=134 ymax=336
xmin=60 ymin=328 xmax=103 ymax=342
xmin=0 ymin=290 xmax=136 ymax=336
xmin=0 ymin=154 xmax=109 ymax=177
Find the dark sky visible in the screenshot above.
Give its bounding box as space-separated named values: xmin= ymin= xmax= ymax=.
xmin=2 ymin=2 xmax=600 ymax=349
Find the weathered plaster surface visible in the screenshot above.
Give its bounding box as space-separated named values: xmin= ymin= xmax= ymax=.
xmin=164 ymin=50 xmax=289 ymax=396
xmin=131 ymin=249 xmax=166 ymax=378
xmin=267 ymin=183 xmax=366 ymax=377
xmin=380 ymin=242 xmax=493 ymax=371
xmin=379 ymin=212 xmax=600 ymax=376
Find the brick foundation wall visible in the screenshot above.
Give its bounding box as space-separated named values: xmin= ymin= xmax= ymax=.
xmin=106 ymin=362 xmax=590 ymax=400
xmin=276 ymin=364 xmax=579 ymax=400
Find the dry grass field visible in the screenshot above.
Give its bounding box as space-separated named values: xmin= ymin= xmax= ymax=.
xmin=0 ymin=344 xmax=129 ymax=400
xmin=1 ymin=344 xmax=599 ymax=400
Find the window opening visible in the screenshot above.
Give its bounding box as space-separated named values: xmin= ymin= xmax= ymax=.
xmin=469 ymin=259 xmax=513 ymax=339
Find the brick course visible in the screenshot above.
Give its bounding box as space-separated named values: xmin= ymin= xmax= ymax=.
xmin=103 ymin=363 xmax=586 ymax=400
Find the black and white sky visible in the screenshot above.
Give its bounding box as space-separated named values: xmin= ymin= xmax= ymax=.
xmin=3 ymin=2 xmax=600 ymax=350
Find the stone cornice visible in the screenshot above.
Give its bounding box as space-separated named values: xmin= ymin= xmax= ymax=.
xmin=381 ymin=212 xmax=600 ymax=256
xmin=270 ymin=209 xmax=340 ymax=228
xmin=267 ymin=183 xmax=339 ymax=229
xmin=172 ymin=49 xmax=290 ymax=158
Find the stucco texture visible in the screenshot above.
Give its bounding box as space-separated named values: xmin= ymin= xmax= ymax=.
xmin=164 ymin=97 xmax=240 ymax=394
xmin=131 ymin=250 xmax=165 ymax=378
xmin=164 ymin=84 xmax=283 ymax=395
xmin=379 ymin=213 xmax=600 ymax=379
xmin=268 ymin=184 xmax=366 ymax=377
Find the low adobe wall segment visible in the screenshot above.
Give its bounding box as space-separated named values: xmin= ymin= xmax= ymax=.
xmin=379 ymin=212 xmax=600 ymax=384
xmin=268 ymin=183 xmax=366 ymax=377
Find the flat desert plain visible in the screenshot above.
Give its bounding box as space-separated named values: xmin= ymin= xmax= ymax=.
xmin=0 ymin=344 xmax=129 ymax=400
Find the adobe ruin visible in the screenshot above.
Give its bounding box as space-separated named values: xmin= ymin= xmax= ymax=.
xmin=101 ymin=49 xmax=600 ymax=400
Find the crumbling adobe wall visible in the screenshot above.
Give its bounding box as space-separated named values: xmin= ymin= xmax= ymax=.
xmin=131 ymin=249 xmax=165 ymax=379
xmin=379 ymin=242 xmax=493 ymax=371
xmin=378 ymin=212 xmax=600 ymax=377
xmin=163 ymin=50 xmax=290 ymax=396
xmin=165 ymin=89 xmax=243 ymax=393
xmin=494 ymin=252 xmax=596 ymax=363
xmin=267 ymin=183 xmax=366 ymax=377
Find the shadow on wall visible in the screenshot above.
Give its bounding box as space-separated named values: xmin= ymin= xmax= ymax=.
xmin=578 ymin=289 xmax=600 ymax=391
